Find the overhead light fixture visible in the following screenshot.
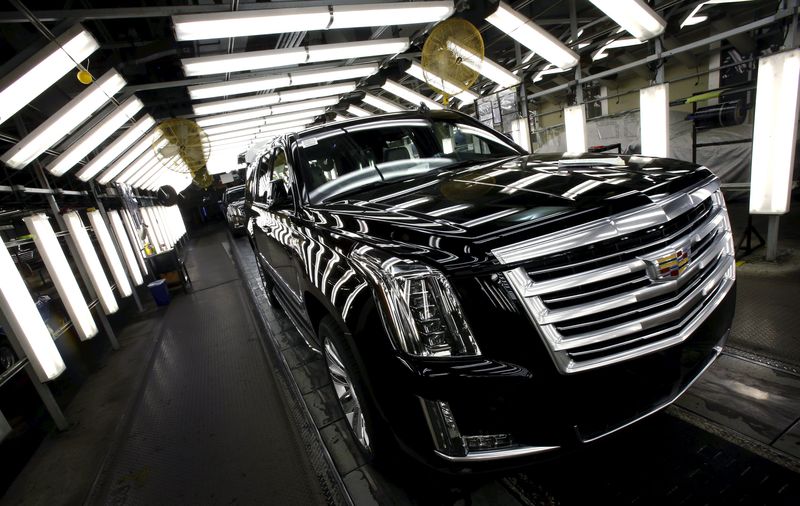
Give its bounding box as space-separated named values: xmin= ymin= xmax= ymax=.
xmin=204 ymin=115 xmax=318 ymax=137
xmin=113 ymin=149 xmax=158 ymax=186
xmin=188 ymin=63 xmax=379 ymax=100
xmin=750 ymin=49 xmax=800 ymax=215
xmin=0 ymin=69 xmax=125 ymax=170
xmin=0 ymin=236 xmax=66 ymax=382
xmin=445 ymin=41 xmax=521 ymax=88
xmin=62 ymin=211 xmax=118 ymax=315
xmin=588 ymin=0 xmax=666 ymax=41
xmin=207 ymin=120 xmax=309 ymax=143
xmin=591 ymin=34 xmax=646 ymax=61
xmin=382 ymin=79 xmax=444 ymax=110
xmin=87 ymin=210 xmax=133 ymax=298
xmin=0 ymin=24 xmax=100 ymax=127
xmin=202 ymin=109 xmax=325 ymax=136
xmin=131 ymin=159 xmax=170 ymax=189
xmin=680 ymin=0 xmax=753 ymax=29
xmin=96 ymin=132 xmax=155 ymax=185
xmin=193 ymin=82 xmax=356 ymax=115
xmin=196 ymin=96 xmax=339 ymax=127
xmin=640 ymin=83 xmax=669 ymax=158
xmin=532 ymin=63 xmax=570 ymax=82
xmin=23 ymin=213 xmax=98 ymax=340
xmin=362 ymin=93 xmax=406 ymax=113
xmin=119 ymin=154 xmax=161 ymax=187
xmin=173 ymin=2 xmax=453 ymax=40
xmin=405 ymin=62 xmax=479 ymax=104
xmin=564 ymin=104 xmax=587 ymax=153
xmin=47 ymin=96 xmax=144 ymax=176
xmin=182 ymin=38 xmax=409 ymax=77
xmin=141 ymin=208 xmax=163 ymax=252
xmin=107 ymin=210 xmax=144 ymax=286
xmin=486 ymin=2 xmax=578 ymax=70
xmin=347 ymin=105 xmax=372 ymax=117
xmin=76 ymin=115 xmax=155 ymax=182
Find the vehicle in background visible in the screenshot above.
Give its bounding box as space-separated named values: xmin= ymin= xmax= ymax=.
xmin=244 ymin=110 xmax=736 ymax=471
xmin=223 ymin=185 xmax=246 ymax=235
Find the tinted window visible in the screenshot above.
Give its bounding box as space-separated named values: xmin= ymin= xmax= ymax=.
xmin=267 ymin=148 xmax=293 ymax=203
xmin=255 ymin=155 xmax=271 ymax=203
xmin=298 ymin=119 xmax=519 ymax=204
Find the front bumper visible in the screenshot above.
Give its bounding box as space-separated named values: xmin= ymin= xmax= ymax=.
xmin=365 ymin=282 xmax=736 ymax=470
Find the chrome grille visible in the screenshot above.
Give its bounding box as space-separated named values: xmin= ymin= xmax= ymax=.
xmin=493 ymin=178 xmax=735 ymax=374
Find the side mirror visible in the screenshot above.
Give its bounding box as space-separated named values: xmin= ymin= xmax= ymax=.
xmin=267 ymin=180 xmax=291 ymax=209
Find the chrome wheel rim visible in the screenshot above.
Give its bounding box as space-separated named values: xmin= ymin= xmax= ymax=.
xmin=324 ymin=338 xmax=371 ymax=454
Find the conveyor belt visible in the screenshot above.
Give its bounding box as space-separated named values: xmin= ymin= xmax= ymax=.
xmin=86 ymin=226 xmax=329 ymax=505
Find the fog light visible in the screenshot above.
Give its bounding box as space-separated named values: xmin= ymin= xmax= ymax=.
xmin=463 ymin=434 xmax=514 ymax=452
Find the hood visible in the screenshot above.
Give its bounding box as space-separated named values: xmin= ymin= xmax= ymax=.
xmin=305 ymin=154 xmax=714 ymax=275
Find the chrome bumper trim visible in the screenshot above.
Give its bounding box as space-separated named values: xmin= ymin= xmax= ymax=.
xmin=435 ymin=444 xmax=560 ymax=462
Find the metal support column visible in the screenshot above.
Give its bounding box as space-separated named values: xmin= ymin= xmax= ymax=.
xmin=766 ymin=215 xmax=780 ymax=261
xmin=91 ymin=183 xmax=144 ymax=312
xmin=33 ymin=166 xmax=119 ymax=350
xmin=0 ymin=311 xmax=68 ymax=430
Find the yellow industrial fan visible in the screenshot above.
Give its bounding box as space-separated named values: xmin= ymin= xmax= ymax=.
xmin=421 ymin=18 xmax=484 ymax=105
xmin=151 ymin=118 xmax=213 ymax=188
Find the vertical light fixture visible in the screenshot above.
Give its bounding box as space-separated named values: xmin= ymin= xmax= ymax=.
xmin=108 ymin=210 xmax=144 ymax=286
xmin=587 ymin=0 xmax=666 ymax=41
xmin=62 ymin=211 xmax=118 ymax=314
xmin=750 ymin=49 xmax=800 ymax=214
xmin=0 ymin=24 xmax=100 ymax=127
xmin=87 ymin=210 xmax=133 ymax=298
xmin=0 ymin=69 xmax=126 ymax=169
xmin=0 ymin=237 xmax=66 ymax=381
xmin=121 ymin=209 xmax=149 ymax=273
xmin=564 ymin=105 xmax=588 ymax=153
xmin=639 ymin=83 xmax=670 ymax=158
xmin=23 ymin=213 xmax=98 ymax=341
xmin=511 ymin=117 xmax=532 ymax=152
xmin=486 ymin=2 xmax=579 ymax=70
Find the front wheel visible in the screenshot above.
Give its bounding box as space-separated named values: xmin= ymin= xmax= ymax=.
xmin=319 ymin=315 xmax=389 ymax=461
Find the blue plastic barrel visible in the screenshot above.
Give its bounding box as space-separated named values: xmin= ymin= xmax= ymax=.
xmin=147 ymin=279 xmax=171 ymax=306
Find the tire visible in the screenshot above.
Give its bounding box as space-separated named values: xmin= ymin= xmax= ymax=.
xmin=319 ymin=315 xmax=390 ymax=462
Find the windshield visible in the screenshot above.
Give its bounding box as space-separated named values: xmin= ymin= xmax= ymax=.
xmin=298 ymin=118 xmax=521 ymax=204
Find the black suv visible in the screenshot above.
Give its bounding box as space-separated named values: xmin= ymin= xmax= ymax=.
xmin=245 ymin=110 xmax=736 ymax=469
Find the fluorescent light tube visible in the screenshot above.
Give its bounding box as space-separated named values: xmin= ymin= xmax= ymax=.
xmin=62 ymin=211 xmax=118 ymax=314
xmin=156 ymin=207 xmax=176 ymax=247
xmin=173 ymin=2 xmax=452 ymax=40
xmin=382 ymin=79 xmax=443 ymax=110
xmin=114 ymin=150 xmax=158 ymax=186
xmin=207 ymin=119 xmax=310 ymax=142
xmin=107 ymin=210 xmax=144 ymax=286
xmin=196 ymin=96 xmax=339 ymax=127
xmin=486 ymin=2 xmax=578 ymax=70
xmin=405 ymin=62 xmax=479 ymax=104
xmin=188 ymin=63 xmax=379 ymax=100
xmin=0 ymin=24 xmax=99 ymax=127
xmin=202 ymin=109 xmax=324 ymax=136
xmin=0 ymin=236 xmax=66 ymax=382
xmin=564 ymin=105 xmax=587 ymax=153
xmin=750 ymin=49 xmax=800 ymax=215
xmin=182 ymin=38 xmax=409 ymax=77
xmin=87 ymin=210 xmax=133 ymax=298
xmin=23 ymin=213 xmax=98 ymax=341
xmin=76 ymin=115 xmax=155 ymax=182
xmin=0 ymin=69 xmax=125 ymax=169
xmin=96 ymin=132 xmax=155 ymax=185
xmin=47 ymin=96 xmax=144 ymax=176
xmin=347 ymin=105 xmax=372 ymax=117
xmin=588 ymin=0 xmax=666 ymax=41
xmin=193 ymin=82 xmax=355 ymax=116
xmin=639 ymin=83 xmax=669 ymax=158
xmin=120 ymin=209 xmax=148 ymax=274
xmin=445 ymin=41 xmax=521 ymax=88
xmin=592 ymin=36 xmax=645 ymax=61
xmin=131 ymin=159 xmax=169 ymax=189
xmin=362 ymin=93 xmax=406 ymax=113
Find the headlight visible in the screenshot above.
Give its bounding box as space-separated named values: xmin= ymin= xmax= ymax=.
xmin=352 ymin=248 xmax=481 ymax=358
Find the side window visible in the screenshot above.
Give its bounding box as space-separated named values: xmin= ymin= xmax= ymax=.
xmin=255 ymin=154 xmax=271 ymax=203
xmin=267 ymin=148 xmax=293 ymax=202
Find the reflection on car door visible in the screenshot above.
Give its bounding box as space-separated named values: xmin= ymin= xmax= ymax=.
xmin=254 ymin=146 xmax=302 ymax=302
